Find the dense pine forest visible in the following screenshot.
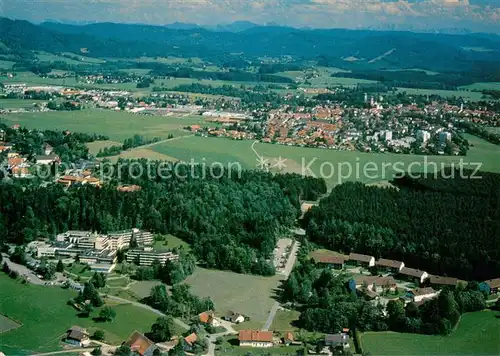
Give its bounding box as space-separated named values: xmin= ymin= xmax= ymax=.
xmin=0 ymin=162 xmax=327 ymax=276
xmin=303 ymin=170 xmax=500 ymax=281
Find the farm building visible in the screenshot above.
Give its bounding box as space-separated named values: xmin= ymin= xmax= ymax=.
xmin=375 ymin=258 xmax=404 ymax=273
xmin=239 ymin=330 xmax=274 ymax=348
xmin=64 ymin=326 xmax=89 ymax=347
xmin=347 ymin=253 xmax=375 ymax=267
xmin=399 ymin=267 xmax=428 ymax=284
xmin=325 ymin=333 xmax=350 ymax=349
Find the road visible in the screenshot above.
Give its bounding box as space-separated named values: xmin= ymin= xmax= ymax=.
xmin=1 ymin=254 xmax=45 ymax=285
xmin=104 ymin=295 xmax=190 ymax=330
xmin=34 ymin=348 xmax=95 ymax=355
xmin=262 ymin=240 xmax=300 ymax=331
xmin=203 ymin=318 xmax=237 ymax=356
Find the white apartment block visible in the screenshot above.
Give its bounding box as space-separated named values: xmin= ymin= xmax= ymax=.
xmin=126 ymin=247 xmax=179 ymax=266
xmin=417 ymin=130 xmax=430 ymax=143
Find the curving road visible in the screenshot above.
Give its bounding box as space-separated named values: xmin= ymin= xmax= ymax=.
xmin=104 ymin=294 xmax=190 ymax=330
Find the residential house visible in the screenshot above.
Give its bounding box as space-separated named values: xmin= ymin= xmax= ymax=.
xmin=310 ymin=251 xmax=347 ymax=270
xmin=124 ymin=331 xmax=157 ymax=356
xmin=348 ymin=253 xmax=375 ymax=267
xmin=399 ymin=267 xmax=428 ymax=284
xmin=223 ymin=311 xmax=245 ymax=324
xmin=198 ymin=311 xmax=220 ymax=327
xmin=238 ymin=330 xmax=273 ymax=348
xmin=324 ymin=333 xmax=349 ymax=349
xmin=35 ymin=154 xmax=60 ymax=165
xmin=44 ymin=143 xmax=54 ymax=155
xmin=283 ymin=332 xmax=294 ymax=346
xmin=183 ymin=332 xmax=198 ymax=352
xmin=375 ymin=258 xmax=405 ymax=273
xmin=401 ymin=287 xmax=439 ymax=304
xmin=64 ymin=326 xmax=90 ymax=347
xmin=481 ymin=278 xmax=500 ymax=294
xmin=428 ymin=275 xmax=461 ymax=289
xmin=353 ymin=276 xmax=397 ymax=293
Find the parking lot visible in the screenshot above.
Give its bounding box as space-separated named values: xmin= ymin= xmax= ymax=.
xmin=273 ymin=238 xmax=293 ymax=272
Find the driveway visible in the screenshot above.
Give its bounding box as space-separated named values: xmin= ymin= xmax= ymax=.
xmin=203 ymin=318 xmax=237 ymax=356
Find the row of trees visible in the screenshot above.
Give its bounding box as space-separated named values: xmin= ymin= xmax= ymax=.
xmin=96 ymin=134 xmax=162 ymax=157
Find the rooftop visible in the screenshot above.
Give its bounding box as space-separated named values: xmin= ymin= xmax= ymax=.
xmin=239 ymin=330 xmax=273 ymax=343
xmin=376 ymin=258 xmax=404 ymax=269
xmin=348 ymin=252 xmax=374 ymax=263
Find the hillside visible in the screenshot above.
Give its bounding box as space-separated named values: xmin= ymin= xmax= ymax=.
xmin=1 ymin=17 xmax=499 ymax=73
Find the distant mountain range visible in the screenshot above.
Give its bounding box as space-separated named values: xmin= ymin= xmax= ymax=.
xmin=1 ymin=17 xmax=499 ymax=73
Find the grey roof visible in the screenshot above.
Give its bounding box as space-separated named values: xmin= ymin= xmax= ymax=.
xmin=325 ymin=333 xmax=349 ymax=345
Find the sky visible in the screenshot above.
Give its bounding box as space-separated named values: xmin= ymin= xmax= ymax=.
xmin=1 ymin=0 xmax=499 ymax=33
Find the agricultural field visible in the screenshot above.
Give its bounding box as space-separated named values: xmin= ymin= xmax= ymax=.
xmin=486 ymin=127 xmax=500 ymax=134
xmin=127 ymin=281 xmax=163 ymax=300
xmin=0 ymin=60 xmax=15 ymax=69
xmin=0 ymin=109 xmax=211 ymax=141
xmin=395 ymin=87 xmax=486 ymax=101
xmin=152 ymin=134 xmax=500 ymax=188
xmin=360 ymin=311 xmax=500 ymax=355
xmin=0 ymin=99 xmax=47 ymax=109
xmin=459 ymin=82 xmax=500 ymax=91
xmin=184 ymin=268 xmax=281 ymax=326
xmin=0 ymin=274 xmax=160 ymax=354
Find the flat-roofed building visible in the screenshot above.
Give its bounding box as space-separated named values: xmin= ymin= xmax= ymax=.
xmin=126 ymin=247 xmax=179 ymax=266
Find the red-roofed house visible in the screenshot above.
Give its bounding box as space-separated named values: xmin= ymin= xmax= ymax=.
xmin=198 ymin=311 xmax=220 ymax=326
xmin=124 ymin=331 xmax=157 ymax=356
xmin=239 ymin=330 xmax=273 ymax=348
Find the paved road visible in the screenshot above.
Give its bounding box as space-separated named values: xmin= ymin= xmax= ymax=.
xmin=262 ymin=240 xmax=300 ymax=331
xmin=104 ymin=295 xmax=190 ymax=330
xmin=203 ymin=319 xmax=237 ymax=356
xmin=2 ymin=254 xmax=45 ymax=285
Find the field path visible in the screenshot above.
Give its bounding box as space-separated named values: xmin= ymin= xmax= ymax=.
xmin=139 ymin=134 xmax=194 ymax=149
xmin=104 ymin=295 xmax=190 ymax=330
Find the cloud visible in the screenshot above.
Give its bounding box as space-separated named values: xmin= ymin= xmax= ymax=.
xmin=1 ymin=0 xmax=498 ymax=32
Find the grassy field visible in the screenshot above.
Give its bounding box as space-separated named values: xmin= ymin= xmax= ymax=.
xmin=0 ymin=99 xmax=48 ymax=109
xmin=0 ymin=109 xmax=211 ymax=141
xmin=0 ymin=274 xmax=160 ymax=354
xmin=459 ymin=82 xmax=500 ymax=91
xmin=269 ymin=310 xmax=301 ymax=332
xmin=396 ymin=87 xmax=486 ymax=101
xmin=360 ymin=311 xmax=500 ymax=355
xmin=184 ymin=268 xmax=281 ymax=325
xmin=152 ymin=134 xmax=500 ymax=188
xmin=128 ymin=281 xmax=163 ymax=300
xmin=0 ymin=60 xmax=15 ymax=69
xmin=486 ymin=127 xmax=500 ymax=134
xmin=0 ymin=314 xmax=21 ymax=333
xmin=153 ymin=234 xmax=190 ymax=251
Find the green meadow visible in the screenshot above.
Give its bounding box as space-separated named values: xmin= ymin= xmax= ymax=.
xmin=0 ymin=109 xmax=211 ymax=141
xmin=0 ymin=275 xmax=160 ymax=354
xmin=152 ymin=134 xmax=500 ymax=187
xmin=360 ymin=311 xmax=500 ymax=355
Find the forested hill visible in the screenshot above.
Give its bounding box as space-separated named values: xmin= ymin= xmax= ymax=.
xmin=1 ymin=17 xmax=499 ymax=72
xmin=302 ymin=172 xmax=500 ymax=281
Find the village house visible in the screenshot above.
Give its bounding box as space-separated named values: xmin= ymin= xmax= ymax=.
xmin=399 ymin=267 xmax=428 ymax=284
xmin=43 ymin=143 xmax=54 ymax=155
xmin=352 ymin=275 xmax=397 ymax=293
xmin=183 ymin=332 xmax=198 ymax=352
xmin=222 ymin=311 xmax=245 ymax=324
xmin=402 ymin=287 xmax=439 ymax=304
xmin=481 ymin=278 xmax=500 ymax=294
xmin=375 ymin=258 xmax=405 ymax=273
xmin=310 ymin=252 xmax=347 ymax=270
xmin=198 ymin=311 xmax=220 ymax=327
xmin=324 ymin=333 xmax=349 ymax=349
xmin=428 ymin=275 xmax=461 ymax=289
xmin=238 ymin=330 xmax=274 ymax=348
xmin=124 ymin=331 xmax=157 ymax=356
xmin=64 ymin=326 xmax=90 ymax=347
xmin=347 ymin=253 xmax=375 ymax=267
xmin=34 ymin=154 xmax=60 ymax=165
